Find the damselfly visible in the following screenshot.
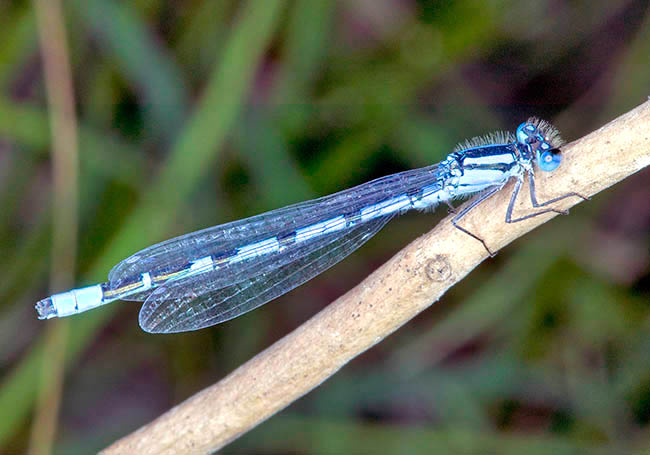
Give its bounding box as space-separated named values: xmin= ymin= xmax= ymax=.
xmin=35 ymin=119 xmax=585 ymax=333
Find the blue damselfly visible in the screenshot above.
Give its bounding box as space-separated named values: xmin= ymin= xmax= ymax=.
xmin=36 ymin=119 xmax=585 ymax=333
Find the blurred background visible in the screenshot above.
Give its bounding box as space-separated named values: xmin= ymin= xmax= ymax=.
xmin=0 ymin=0 xmax=649 ymax=453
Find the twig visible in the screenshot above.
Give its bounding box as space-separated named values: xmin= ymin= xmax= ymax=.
xmin=29 ymin=0 xmax=79 ymax=454
xmin=102 ymin=101 xmax=650 ymax=455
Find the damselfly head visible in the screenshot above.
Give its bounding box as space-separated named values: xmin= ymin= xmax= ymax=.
xmin=517 ymin=118 xmax=564 ymax=172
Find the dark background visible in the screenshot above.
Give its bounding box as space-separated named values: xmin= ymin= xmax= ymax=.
xmin=1 ymin=0 xmax=649 ymax=453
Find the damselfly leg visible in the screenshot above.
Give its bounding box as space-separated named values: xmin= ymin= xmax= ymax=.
xmin=505 ymin=170 xmax=590 ymax=224
xmin=451 ymin=185 xmax=503 ymax=257
xmin=452 ymin=169 xmax=589 ymax=256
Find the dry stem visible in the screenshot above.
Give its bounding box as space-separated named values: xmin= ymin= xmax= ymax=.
xmin=103 ymin=101 xmax=650 ymax=454
xmin=30 ymin=0 xmax=79 ymax=454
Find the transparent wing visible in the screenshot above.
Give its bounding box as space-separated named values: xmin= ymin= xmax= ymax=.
xmin=108 ymin=164 xmax=440 ymax=293
xmin=139 ymin=213 xmax=393 ymax=333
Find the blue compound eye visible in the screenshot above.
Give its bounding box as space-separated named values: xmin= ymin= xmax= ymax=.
xmin=516 ymin=122 xmax=533 ymax=144
xmin=537 ymin=148 xmax=562 ymax=172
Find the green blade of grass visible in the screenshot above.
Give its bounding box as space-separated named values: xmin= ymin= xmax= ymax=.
xmin=273 ymin=0 xmax=335 ymax=105
xmin=69 ymin=0 xmax=190 ymax=139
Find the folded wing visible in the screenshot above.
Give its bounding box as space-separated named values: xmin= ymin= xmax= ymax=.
xmin=139 ymin=213 xmax=394 ymax=333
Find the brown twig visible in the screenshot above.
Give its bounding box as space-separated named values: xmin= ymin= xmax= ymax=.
xmin=102 ymin=101 xmax=650 ymax=455
xmin=29 ymin=0 xmax=79 ymax=454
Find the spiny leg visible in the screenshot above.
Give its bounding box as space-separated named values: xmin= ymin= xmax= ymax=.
xmin=527 ymin=169 xmax=590 ymax=208
xmin=505 ymin=178 xmax=566 ymax=223
xmin=506 ymin=172 xmax=590 ymax=224
xmin=451 ymin=185 xmax=502 ymax=257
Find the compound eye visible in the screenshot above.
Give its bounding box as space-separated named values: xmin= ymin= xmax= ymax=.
xmin=516 ymin=122 xmax=532 ymax=144
xmin=537 ymin=148 xmax=562 ymax=172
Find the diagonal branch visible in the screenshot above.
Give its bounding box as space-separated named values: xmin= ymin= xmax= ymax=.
xmin=102 ymin=100 xmax=650 ymax=455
